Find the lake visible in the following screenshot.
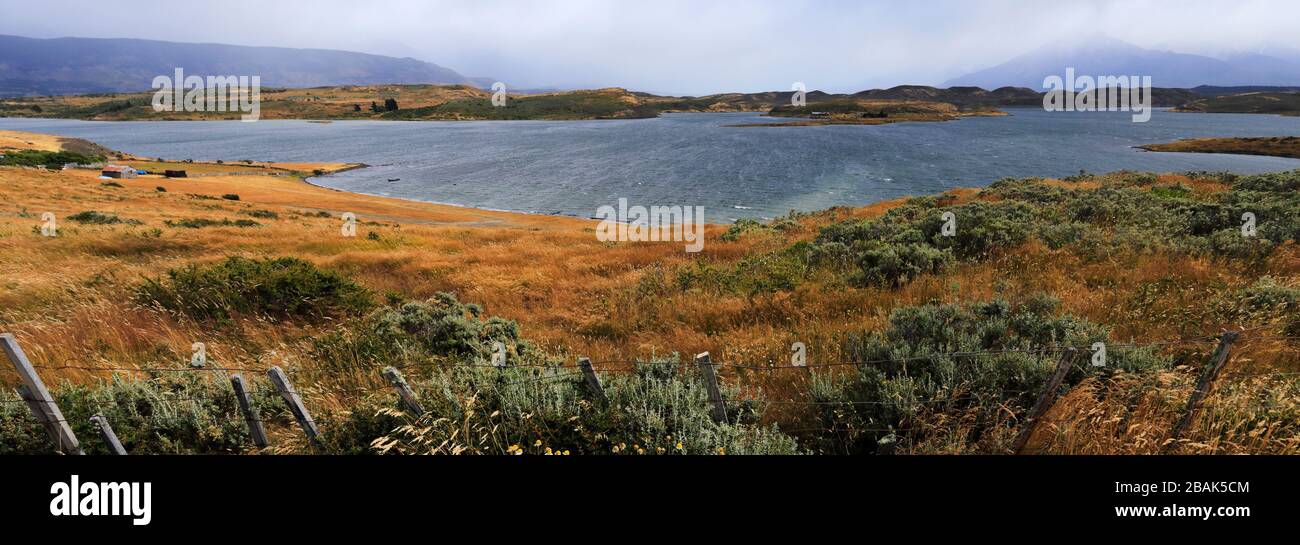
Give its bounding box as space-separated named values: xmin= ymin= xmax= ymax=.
xmin=2 ymin=109 xmax=1298 ymax=222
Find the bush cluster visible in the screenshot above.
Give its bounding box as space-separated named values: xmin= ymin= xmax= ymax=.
xmin=135 ymin=256 xmax=374 ymax=323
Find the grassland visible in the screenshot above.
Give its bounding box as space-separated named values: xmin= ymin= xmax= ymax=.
xmin=1139 ymin=136 xmax=1300 ymax=160
xmin=1 ymin=130 xmax=1297 ymax=455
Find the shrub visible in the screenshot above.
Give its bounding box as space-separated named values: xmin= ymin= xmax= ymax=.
xmin=155 ymin=186 xmax=167 ymax=192
xmin=309 ymin=292 xmax=528 ymax=371
xmin=0 ymin=374 xmax=286 ymax=454
xmin=67 ymin=211 xmax=135 ymax=225
xmin=801 ymin=171 xmax=1300 ymax=285
xmin=0 ymin=149 xmax=102 ymax=169
xmin=221 ymin=194 xmax=240 ymax=201
xmin=135 ymin=256 xmax=374 ymax=323
xmin=807 ymin=297 xmax=1170 ymax=454
xmin=164 ymin=218 xmax=260 ymax=229
xmin=322 ymin=357 xmax=800 ymax=455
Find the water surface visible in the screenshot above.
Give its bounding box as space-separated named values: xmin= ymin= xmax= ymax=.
xmin=2 ymin=109 xmax=1297 ymax=222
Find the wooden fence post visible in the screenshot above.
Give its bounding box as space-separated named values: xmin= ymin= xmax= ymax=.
xmin=2 ymin=333 xmax=83 ymax=454
xmin=1011 ymin=348 xmax=1078 ymax=455
xmin=577 ymin=357 xmax=607 ymax=404
xmin=267 ymin=366 xmax=323 ymax=449
xmin=382 ymin=367 xmax=424 ymax=416
xmin=90 ymin=414 xmax=127 ymax=455
xmin=230 ymin=374 xmax=268 ymax=448
xmin=695 ymin=352 xmax=728 ymax=424
xmin=1166 ymin=332 xmax=1239 ymax=450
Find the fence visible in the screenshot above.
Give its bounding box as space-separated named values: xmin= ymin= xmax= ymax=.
xmin=0 ymin=328 xmax=1293 ymax=455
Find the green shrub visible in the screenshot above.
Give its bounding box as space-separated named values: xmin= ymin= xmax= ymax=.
xmin=164 ymin=218 xmax=260 ymax=229
xmin=0 ymin=374 xmax=286 ymax=454
xmin=0 ymin=149 xmax=103 ymax=169
xmin=135 ymin=256 xmax=374 ymax=323
xmin=808 ymin=297 xmax=1170 ymax=454
xmin=801 ymin=171 xmax=1300 ymax=285
xmin=67 ymin=211 xmax=137 ymax=225
xmin=322 ymin=356 xmax=800 ymax=455
xmin=309 ymin=293 xmax=529 ymax=372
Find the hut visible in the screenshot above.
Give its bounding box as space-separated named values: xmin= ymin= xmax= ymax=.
xmin=101 ymin=165 xmax=137 ymax=179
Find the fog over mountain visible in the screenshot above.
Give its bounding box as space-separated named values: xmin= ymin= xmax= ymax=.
xmin=946 ymin=36 xmax=1300 ymax=90
xmin=0 ymin=35 xmax=473 ymax=97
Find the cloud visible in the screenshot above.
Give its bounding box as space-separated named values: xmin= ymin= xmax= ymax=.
xmin=0 ymin=0 xmax=1297 ymax=94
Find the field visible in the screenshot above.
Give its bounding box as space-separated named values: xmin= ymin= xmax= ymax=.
xmin=1 ymin=131 xmax=1298 ymax=455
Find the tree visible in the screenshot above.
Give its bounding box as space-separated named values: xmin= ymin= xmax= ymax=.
xmin=352 ymin=104 xmax=361 ymax=112
xmin=370 ymin=101 xmax=381 ymax=113
xmin=384 ymin=98 xmax=399 ymax=111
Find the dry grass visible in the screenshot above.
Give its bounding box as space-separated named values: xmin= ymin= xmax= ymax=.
xmin=0 ymin=130 xmax=1296 ymax=454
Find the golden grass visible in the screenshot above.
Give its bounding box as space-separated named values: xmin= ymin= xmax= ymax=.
xmin=0 ymin=130 xmax=65 ymax=152
xmin=0 ymin=129 xmax=1296 ymax=453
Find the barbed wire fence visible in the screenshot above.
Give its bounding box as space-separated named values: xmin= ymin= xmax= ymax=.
xmin=0 ymin=328 xmax=1294 ymax=455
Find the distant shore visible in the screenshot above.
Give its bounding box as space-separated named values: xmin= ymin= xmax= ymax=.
xmin=1138 ymin=136 xmax=1300 ymax=160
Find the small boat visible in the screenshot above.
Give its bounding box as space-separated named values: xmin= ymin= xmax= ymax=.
xmin=387 ymin=178 xmax=401 ymax=182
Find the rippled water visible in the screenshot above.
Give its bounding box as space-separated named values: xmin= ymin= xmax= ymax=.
xmin=3 ymin=109 xmax=1298 ymax=222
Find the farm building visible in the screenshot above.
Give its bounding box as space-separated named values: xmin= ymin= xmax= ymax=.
xmin=101 ymin=165 xmax=137 ymax=179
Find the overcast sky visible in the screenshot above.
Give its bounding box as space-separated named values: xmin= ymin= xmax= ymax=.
xmin=1 ymin=0 xmax=1298 ymax=94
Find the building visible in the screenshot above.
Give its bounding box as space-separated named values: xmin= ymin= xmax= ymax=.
xmin=101 ymin=165 xmax=137 ymax=179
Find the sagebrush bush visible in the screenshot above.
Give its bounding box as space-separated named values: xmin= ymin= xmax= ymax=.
xmin=0 ymin=374 xmax=286 ymax=454
xmin=135 ymin=256 xmax=374 ymax=323
xmin=801 ymin=171 xmax=1300 ymax=286
xmin=308 ymin=292 xmax=534 ymax=373
xmin=322 ymin=357 xmax=800 ymax=455
xmin=807 ymin=297 xmax=1171 ymax=454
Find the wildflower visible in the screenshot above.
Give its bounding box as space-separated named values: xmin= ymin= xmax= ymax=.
xmin=545 ymin=447 xmax=553 ymax=455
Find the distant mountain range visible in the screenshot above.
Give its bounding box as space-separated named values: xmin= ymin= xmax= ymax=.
xmin=0 ymin=34 xmax=480 ymax=97
xmin=946 ymin=36 xmax=1300 ymax=90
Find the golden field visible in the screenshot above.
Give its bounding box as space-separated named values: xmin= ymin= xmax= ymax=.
xmin=1 ymin=130 xmax=1297 ymax=454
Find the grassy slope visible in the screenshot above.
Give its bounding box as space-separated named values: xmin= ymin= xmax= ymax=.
xmin=0 ymin=130 xmax=1297 ymax=454
xmin=1175 ymin=92 xmax=1300 ymax=116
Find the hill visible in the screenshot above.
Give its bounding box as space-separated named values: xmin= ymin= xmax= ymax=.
xmin=1174 ymin=92 xmax=1300 ymax=116
xmin=0 ymin=34 xmax=473 ymax=97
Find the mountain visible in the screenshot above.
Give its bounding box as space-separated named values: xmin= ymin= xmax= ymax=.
xmin=0 ymin=34 xmax=473 ymax=97
xmin=946 ymin=36 xmax=1300 ymax=90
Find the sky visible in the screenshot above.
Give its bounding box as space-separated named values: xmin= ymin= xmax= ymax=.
xmin=1 ymin=0 xmax=1298 ymax=94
